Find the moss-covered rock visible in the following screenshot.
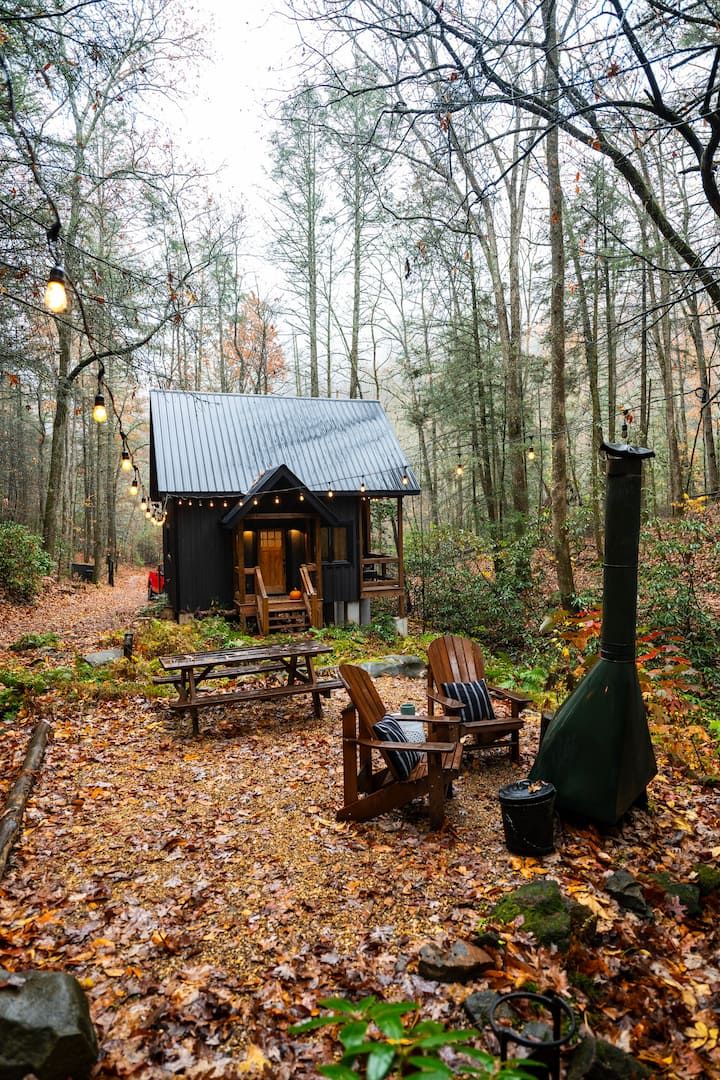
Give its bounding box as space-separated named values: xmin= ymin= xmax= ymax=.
xmin=649 ymin=873 xmax=702 ymax=917
xmin=567 ymin=1034 xmax=651 ymax=1078
xmin=490 ymin=879 xmax=597 ymax=952
xmin=693 ymin=862 xmax=720 ymax=897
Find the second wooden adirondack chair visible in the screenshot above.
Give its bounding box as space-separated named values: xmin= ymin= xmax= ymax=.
xmin=338 ymin=664 xmax=463 ymax=829
xmin=426 ymin=635 xmax=531 ymax=764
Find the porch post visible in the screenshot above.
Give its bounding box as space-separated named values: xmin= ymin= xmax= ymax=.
xmin=397 ymin=496 xmax=406 ymax=617
xmin=235 ymin=527 xmax=246 ymax=630
xmin=314 ymin=516 xmax=324 ymax=627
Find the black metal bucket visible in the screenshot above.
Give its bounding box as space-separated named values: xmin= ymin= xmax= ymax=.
xmin=499 ymin=780 xmax=556 ymax=856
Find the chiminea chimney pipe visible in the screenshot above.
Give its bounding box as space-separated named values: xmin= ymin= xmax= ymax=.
xmin=529 ymin=442 xmax=657 ymax=824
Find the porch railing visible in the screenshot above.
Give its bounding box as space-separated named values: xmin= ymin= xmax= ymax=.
xmin=254 ymin=566 xmax=269 ymax=635
xmin=361 ymin=554 xmax=401 ymax=593
xmin=300 ymin=563 xmax=322 ymax=628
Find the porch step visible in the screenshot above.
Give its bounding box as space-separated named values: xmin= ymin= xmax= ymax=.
xmin=268 ymin=611 xmax=310 ymax=631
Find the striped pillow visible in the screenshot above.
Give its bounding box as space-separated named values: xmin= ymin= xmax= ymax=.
xmin=441 ymin=679 xmax=496 ymax=723
xmin=373 ymin=715 xmax=422 ymax=781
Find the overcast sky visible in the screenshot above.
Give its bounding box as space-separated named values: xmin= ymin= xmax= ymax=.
xmin=168 ymin=0 xmax=301 ymax=288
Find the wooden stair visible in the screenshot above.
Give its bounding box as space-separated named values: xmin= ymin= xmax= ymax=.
xmin=267 ymin=598 xmax=310 ymax=632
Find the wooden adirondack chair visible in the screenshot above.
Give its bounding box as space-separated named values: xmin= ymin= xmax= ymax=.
xmin=338 ymin=664 xmax=463 ymax=829
xmin=426 ymin=635 xmax=531 ymax=764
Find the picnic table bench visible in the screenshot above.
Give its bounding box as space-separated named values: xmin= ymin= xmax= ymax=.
xmin=155 ymin=640 xmax=343 ymax=735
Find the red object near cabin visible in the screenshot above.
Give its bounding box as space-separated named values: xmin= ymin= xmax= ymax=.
xmin=147 ymin=568 xmax=165 ymax=599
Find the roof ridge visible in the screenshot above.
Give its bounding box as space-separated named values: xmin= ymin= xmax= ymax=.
xmin=150 ymin=388 xmax=381 ymax=404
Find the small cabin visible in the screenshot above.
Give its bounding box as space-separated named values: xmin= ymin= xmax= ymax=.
xmin=149 ymin=390 xmax=420 ymax=633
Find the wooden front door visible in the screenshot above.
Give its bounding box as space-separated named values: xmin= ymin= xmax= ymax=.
xmin=258 ymin=529 xmax=285 ymax=594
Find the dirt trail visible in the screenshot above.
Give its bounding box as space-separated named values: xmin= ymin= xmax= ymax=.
xmin=0 ymin=567 xmax=148 ymax=651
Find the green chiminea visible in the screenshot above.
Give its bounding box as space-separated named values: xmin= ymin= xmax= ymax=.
xmin=529 ymin=442 xmax=657 ymax=824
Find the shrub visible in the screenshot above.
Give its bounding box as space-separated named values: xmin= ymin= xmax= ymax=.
xmin=290 ymin=996 xmax=536 ymax=1078
xmin=9 ymin=632 xmax=60 ymax=651
xmin=0 ymin=523 xmax=53 ymax=602
xmin=134 ymin=618 xmax=203 ymax=660
xmin=405 ymin=524 xmax=540 ymax=651
xmin=639 ymin=515 xmax=720 ymax=685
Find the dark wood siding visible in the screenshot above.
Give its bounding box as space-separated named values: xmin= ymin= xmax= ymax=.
xmin=174 ymin=505 xmax=234 ymax=612
xmin=163 ymin=504 xmax=179 ymax=612
xmin=321 ymin=496 xmax=359 ymax=604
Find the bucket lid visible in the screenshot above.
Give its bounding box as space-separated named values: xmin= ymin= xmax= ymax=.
xmin=499 ymin=779 xmax=555 ymax=801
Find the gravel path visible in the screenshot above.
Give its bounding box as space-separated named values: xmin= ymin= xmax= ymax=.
xmin=0 ymin=567 xmax=147 ymax=651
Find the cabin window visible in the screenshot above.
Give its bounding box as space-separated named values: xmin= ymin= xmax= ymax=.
xmin=322 ymin=525 xmax=349 ymax=562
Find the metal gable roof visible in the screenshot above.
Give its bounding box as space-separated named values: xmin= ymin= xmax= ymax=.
xmin=149 ymin=390 xmax=420 ymax=496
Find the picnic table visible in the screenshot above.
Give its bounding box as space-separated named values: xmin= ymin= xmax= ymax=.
xmin=155 ymin=640 xmax=343 ymax=735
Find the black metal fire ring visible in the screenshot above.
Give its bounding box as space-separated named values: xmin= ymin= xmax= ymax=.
xmin=489 ymin=990 xmax=577 ymax=1050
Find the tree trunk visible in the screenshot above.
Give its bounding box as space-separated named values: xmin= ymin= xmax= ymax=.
xmin=544 ymin=0 xmax=575 ymax=606
xmin=42 ymin=333 xmax=72 ymax=562
xmin=0 ymin=719 xmax=51 ymax=880
xmin=566 ymin=214 xmax=604 ymax=557
xmin=686 ymin=293 xmax=719 ymax=497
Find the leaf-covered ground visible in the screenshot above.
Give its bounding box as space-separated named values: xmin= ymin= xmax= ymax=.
xmin=0 ymin=571 xmax=718 ymax=1078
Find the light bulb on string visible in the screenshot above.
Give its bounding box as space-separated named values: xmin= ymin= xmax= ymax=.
xmin=120 ymin=447 xmax=132 ymax=473
xmin=527 ymin=441 xmax=536 ymax=463
xmin=327 ymin=483 xmax=334 ymax=499
xmin=92 ymin=392 xmax=107 ymax=424
xmin=129 ymin=469 xmax=139 ymax=497
xmin=92 ymin=363 xmax=107 ymax=423
xmin=455 ymin=454 xmax=464 ymax=478
xmin=140 ymin=494 xmax=148 ymax=511
xmin=401 ymin=471 xmax=409 ymax=487
xmin=44 ymin=266 xmax=69 ymax=314
xmin=360 ymin=477 xmax=366 ymax=494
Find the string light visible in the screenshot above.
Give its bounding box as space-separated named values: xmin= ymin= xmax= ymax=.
xmin=327 ymin=483 xmax=334 ymax=498
xmin=360 ymin=477 xmax=366 ymax=493
xmin=299 ymin=493 xmax=305 ymax=502
xmin=526 ymin=438 xmax=536 ymax=462
xmin=274 ymin=495 xmax=280 ymax=505
xmin=455 ymin=454 xmax=464 ymax=477
xmin=120 ymin=446 xmax=132 ymax=473
xmin=401 ymin=471 xmax=409 ymax=486
xmin=140 ymin=494 xmax=148 ymax=511
xmin=129 ymin=468 xmax=139 ymax=497
xmin=44 ymin=265 xmax=68 ymax=313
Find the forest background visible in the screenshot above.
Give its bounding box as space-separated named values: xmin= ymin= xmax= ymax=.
xmin=1 ymin=0 xmax=719 ymax=695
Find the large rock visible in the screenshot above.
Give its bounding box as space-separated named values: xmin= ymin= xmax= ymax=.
xmin=567 ymin=1034 xmax=651 ymax=1079
xmin=491 ymin=879 xmax=596 ymax=952
xmin=0 ymin=969 xmax=98 ymax=1080
xmin=358 ymin=655 xmax=426 ymax=679
xmin=605 ymin=870 xmax=651 ymax=918
xmin=464 ymin=989 xmax=504 ymax=1026
xmin=418 ymin=940 xmax=494 ymax=982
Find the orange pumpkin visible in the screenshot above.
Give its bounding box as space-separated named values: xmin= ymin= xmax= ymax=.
xmin=289 ymin=588 xmax=302 ymax=600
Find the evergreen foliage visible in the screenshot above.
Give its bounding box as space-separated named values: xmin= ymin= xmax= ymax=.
xmin=0 ymin=523 xmax=53 ymax=602
xmin=405 ymin=525 xmax=540 ymax=651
